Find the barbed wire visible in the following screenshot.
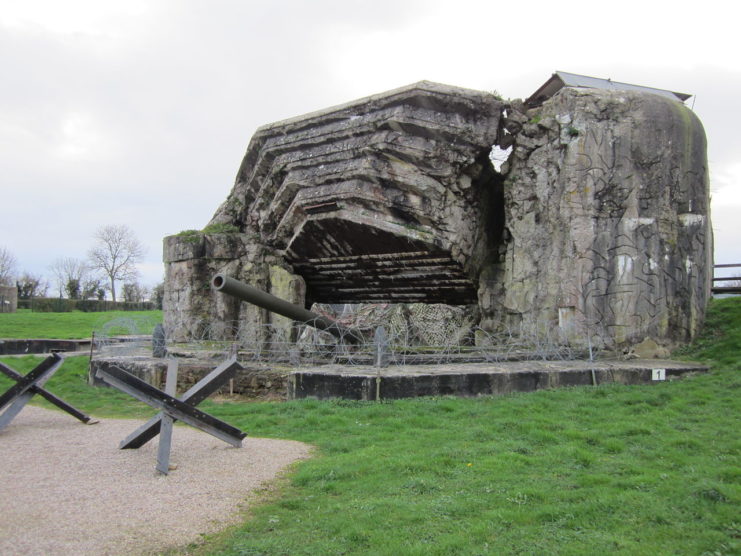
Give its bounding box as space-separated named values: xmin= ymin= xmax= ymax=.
xmin=92 ymin=310 xmax=603 ymax=367
xmin=92 ymin=315 xmax=162 ymax=358
xmin=91 ymin=291 xmax=700 ymax=369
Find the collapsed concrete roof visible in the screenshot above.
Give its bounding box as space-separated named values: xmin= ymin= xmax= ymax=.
xmin=209 ymin=81 xmax=504 ymax=304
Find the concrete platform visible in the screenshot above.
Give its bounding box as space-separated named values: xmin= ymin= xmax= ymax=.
xmin=288 ymin=359 xmax=709 ymax=400
xmin=0 ymin=338 xmax=91 ymax=355
xmin=89 ymin=356 xmax=291 ymax=399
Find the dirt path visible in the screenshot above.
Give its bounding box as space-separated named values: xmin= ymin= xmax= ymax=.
xmin=0 ymin=406 xmax=311 ymax=555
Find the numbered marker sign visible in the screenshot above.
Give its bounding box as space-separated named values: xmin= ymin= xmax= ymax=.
xmin=652 ymin=368 xmax=666 ymax=381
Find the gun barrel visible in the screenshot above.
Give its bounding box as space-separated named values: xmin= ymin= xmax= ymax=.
xmin=212 ymin=274 xmax=363 ymax=344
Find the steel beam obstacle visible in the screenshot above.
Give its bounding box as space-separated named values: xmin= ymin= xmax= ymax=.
xmin=0 ymin=353 xmax=97 ymax=432
xmin=94 ymin=356 xmax=246 ymax=475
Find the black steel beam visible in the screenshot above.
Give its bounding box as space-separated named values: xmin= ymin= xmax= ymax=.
xmin=0 ymin=354 xmax=94 ymax=431
xmin=95 ymin=364 xmax=246 ymax=447
xmin=0 ymin=355 xmax=61 ymax=409
xmin=119 ymin=357 xmax=242 ymax=449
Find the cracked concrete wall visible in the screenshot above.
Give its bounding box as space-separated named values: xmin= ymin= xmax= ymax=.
xmin=206 ymin=81 xmax=503 ymax=306
xmin=163 ymin=232 xmax=304 ymax=343
xmin=482 ymin=87 xmax=711 ymax=348
xmin=164 ymin=81 xmax=503 ymax=343
xmin=164 ymin=82 xmax=711 ymax=351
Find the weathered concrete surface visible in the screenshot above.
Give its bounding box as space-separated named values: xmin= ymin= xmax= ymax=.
xmin=480 ymin=87 xmax=711 ymax=348
xmin=89 ymin=356 xmax=167 ymax=388
xmin=89 ymin=356 xmax=290 ymax=398
xmin=90 ymin=355 xmax=707 ymax=401
xmin=164 ymin=80 xmax=711 ymax=352
xmin=163 ymin=233 xmax=304 ymax=343
xmin=164 ymin=81 xmax=503 ymax=339
xmin=289 ymin=359 xmax=708 ymax=400
xmin=209 ymin=81 xmax=503 ymax=306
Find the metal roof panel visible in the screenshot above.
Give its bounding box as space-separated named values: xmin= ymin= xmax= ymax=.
xmin=526 ymin=71 xmax=692 ymax=106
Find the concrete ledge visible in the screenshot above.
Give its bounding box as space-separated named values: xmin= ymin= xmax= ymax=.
xmin=89 ymin=356 xmax=289 ymax=399
xmin=88 ymin=356 xmax=709 ymax=401
xmin=0 ymin=338 xmax=91 ymax=355
xmin=288 ymin=359 xmax=709 ymax=400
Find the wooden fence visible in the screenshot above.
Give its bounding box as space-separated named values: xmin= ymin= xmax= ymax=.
xmin=713 ymin=264 xmax=741 ymax=294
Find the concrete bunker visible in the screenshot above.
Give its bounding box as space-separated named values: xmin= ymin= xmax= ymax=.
xmin=163 ymin=74 xmax=711 ymax=353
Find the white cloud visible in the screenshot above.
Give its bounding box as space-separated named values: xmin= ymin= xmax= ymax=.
xmin=712 ymin=163 xmax=741 ymax=204
xmin=1 ymin=0 xmax=739 ymax=287
xmin=52 ymin=112 xmax=107 ymax=160
xmin=0 ymin=0 xmax=150 ymax=37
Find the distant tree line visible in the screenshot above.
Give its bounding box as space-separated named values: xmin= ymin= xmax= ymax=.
xmin=0 ymin=225 xmax=165 ymax=310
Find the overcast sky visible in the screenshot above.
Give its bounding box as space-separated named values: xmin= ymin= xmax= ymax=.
xmin=1 ymin=0 xmax=739 ymax=291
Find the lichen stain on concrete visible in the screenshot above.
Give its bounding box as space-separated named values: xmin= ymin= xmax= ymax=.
xmin=163 ymin=80 xmax=711 ymax=351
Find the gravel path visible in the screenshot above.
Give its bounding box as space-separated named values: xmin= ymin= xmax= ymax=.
xmin=0 ymin=406 xmax=312 ymax=555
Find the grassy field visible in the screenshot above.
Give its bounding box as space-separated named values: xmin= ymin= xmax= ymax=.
xmin=0 ymin=309 xmax=162 ymax=339
xmin=1 ymin=299 xmax=739 ymax=555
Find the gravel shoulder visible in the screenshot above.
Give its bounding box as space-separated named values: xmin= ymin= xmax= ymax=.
xmin=0 ymin=405 xmax=312 ymax=555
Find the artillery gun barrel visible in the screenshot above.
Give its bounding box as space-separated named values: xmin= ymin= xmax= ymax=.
xmin=212 ymin=274 xmax=364 ymax=344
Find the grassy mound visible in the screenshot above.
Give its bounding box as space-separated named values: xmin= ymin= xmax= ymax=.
xmin=1 ymin=299 xmax=739 ymax=554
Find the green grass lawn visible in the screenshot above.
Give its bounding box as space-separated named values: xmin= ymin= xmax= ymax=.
xmin=1 ymin=299 xmax=739 ymax=555
xmin=0 ymin=355 xmax=158 ymax=418
xmin=0 ymin=309 xmax=162 ymax=339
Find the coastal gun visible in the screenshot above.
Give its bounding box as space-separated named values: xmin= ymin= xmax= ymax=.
xmin=211 ymin=274 xmax=364 ymax=344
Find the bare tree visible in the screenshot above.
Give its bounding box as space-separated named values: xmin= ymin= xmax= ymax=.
xmin=49 ymin=257 xmax=91 ymax=298
xmin=151 ymin=281 xmax=165 ymax=309
xmin=16 ymin=272 xmax=48 ymax=299
xmin=88 ymin=225 xmax=145 ymax=303
xmin=81 ymin=277 xmax=106 ymax=300
xmin=122 ymin=281 xmax=147 ymax=303
xmin=0 ymin=246 xmax=17 ymax=286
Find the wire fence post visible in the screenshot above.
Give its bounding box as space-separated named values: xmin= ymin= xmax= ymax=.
xmin=374 ymin=326 xmax=388 ymax=401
